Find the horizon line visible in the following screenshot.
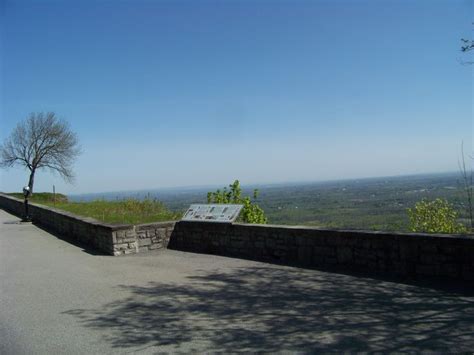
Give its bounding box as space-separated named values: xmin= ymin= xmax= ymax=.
xmin=68 ymin=170 xmax=460 ymax=197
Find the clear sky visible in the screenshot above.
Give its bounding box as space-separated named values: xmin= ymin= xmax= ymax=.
xmin=0 ymin=0 xmax=472 ymax=194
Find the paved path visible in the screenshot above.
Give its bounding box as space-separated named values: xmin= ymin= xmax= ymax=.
xmin=1 ymin=208 xmax=474 ymax=353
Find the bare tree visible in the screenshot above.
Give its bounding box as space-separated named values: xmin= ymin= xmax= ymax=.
xmin=461 ymin=38 xmax=474 ymax=53
xmin=0 ymin=112 xmax=81 ymax=193
xmin=458 ymin=142 xmax=473 ymax=229
xmin=461 ymin=24 xmax=474 ymax=64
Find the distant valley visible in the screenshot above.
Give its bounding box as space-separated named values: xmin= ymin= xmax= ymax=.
xmin=70 ymin=172 xmax=467 ymax=232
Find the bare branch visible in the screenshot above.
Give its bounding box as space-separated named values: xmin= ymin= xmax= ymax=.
xmin=460 ymin=30 xmax=474 ymax=64
xmin=0 ymin=112 xmax=81 ymax=192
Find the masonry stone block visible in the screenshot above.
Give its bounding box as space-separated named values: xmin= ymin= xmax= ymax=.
xmin=116 ymin=230 xmax=126 ymax=239
xmin=138 ymin=238 xmax=152 ymax=247
xmin=297 ymin=246 xmax=312 ymax=264
xmin=146 ymin=230 xmax=156 ymax=237
xmin=419 ymin=242 xmax=438 ymax=254
xmin=416 ymin=265 xmax=437 ymax=276
xmin=149 ymin=243 xmax=163 ymax=250
xmin=121 ymin=237 xmax=137 ymax=243
xmin=336 ymin=247 xmax=353 ymax=264
xmin=295 ymin=235 xmax=311 ymax=246
xmin=313 ymin=246 xmax=335 ymax=257
xmin=114 ymin=243 xmax=130 ymax=251
xmin=437 ymin=264 xmax=460 ymax=277
xmin=156 ymin=229 xmax=166 ymax=239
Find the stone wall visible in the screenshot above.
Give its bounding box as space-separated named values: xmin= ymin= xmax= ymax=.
xmin=0 ymin=193 xmax=172 ymax=256
xmin=111 ymin=223 xmax=176 ymax=256
xmin=2 ymin=193 xmax=474 ymax=281
xmin=170 ymin=221 xmax=474 ymax=281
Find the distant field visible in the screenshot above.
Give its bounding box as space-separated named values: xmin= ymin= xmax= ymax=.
xmin=8 ymin=193 xmax=180 ymax=225
xmin=255 ymin=173 xmax=468 ymax=231
xmin=18 ymin=172 xmax=470 ymax=231
xmin=71 ymin=172 xmax=470 ymax=232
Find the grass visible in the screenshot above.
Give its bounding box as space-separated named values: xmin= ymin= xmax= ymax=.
xmin=8 ymin=192 xmax=68 ymax=204
xmin=8 ymin=193 xmax=181 ymax=225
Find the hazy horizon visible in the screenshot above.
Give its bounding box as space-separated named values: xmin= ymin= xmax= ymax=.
xmin=1 ymin=0 xmax=471 ymax=195
xmin=67 ymin=170 xmax=460 ymax=198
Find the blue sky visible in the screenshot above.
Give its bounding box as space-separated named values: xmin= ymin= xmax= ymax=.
xmin=0 ymin=0 xmax=472 ymax=194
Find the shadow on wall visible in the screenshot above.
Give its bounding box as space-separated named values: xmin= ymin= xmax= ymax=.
xmin=31 ymin=222 xmax=108 ymax=256
xmin=63 ymin=265 xmax=474 ymax=352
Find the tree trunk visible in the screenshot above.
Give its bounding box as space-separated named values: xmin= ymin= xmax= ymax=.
xmin=28 ymin=170 xmax=35 ymax=195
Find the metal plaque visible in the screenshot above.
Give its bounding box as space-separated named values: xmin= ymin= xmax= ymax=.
xmin=182 ymin=204 xmax=243 ymax=223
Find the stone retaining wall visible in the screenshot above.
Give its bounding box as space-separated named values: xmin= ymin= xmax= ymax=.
xmin=0 ymin=193 xmax=172 ymax=255
xmin=170 ymin=221 xmax=474 ymax=281
xmin=2 ymin=193 xmax=473 ymax=281
xmin=134 ymin=222 xmax=176 ymax=253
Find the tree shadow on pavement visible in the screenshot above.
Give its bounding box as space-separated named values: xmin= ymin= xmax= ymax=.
xmin=64 ymin=265 xmax=474 ymax=352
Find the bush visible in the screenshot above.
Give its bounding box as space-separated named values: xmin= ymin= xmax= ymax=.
xmin=407 ymin=198 xmax=467 ymax=234
xmin=207 ymin=180 xmax=267 ymax=224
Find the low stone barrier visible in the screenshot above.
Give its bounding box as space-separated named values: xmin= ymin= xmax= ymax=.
xmin=1 ymin=193 xmax=473 ymax=281
xmin=0 ymin=193 xmax=172 ymax=255
xmin=117 ymin=222 xmax=176 ymax=254
xmin=170 ymin=221 xmax=474 ymax=281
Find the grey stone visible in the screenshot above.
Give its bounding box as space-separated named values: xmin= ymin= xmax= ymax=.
xmin=138 ymin=238 xmax=151 ymax=247
xmin=336 ymin=247 xmax=353 ymax=263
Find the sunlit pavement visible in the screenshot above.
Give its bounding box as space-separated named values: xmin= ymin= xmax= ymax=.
xmin=1 ymin=208 xmax=473 ymax=354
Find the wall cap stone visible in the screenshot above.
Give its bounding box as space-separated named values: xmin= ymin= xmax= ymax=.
xmin=136 ymin=221 xmax=176 ymax=230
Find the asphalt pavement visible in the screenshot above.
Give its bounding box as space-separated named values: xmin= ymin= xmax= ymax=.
xmin=1 ymin=208 xmax=473 ymax=353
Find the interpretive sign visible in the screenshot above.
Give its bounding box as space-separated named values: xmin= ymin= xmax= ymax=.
xmin=182 ymin=204 xmax=243 ymax=223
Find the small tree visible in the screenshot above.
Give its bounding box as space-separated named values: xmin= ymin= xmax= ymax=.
xmin=0 ymin=112 xmax=81 ymax=193
xmin=407 ymin=198 xmax=467 ymax=234
xmin=207 ymin=180 xmax=267 ymax=224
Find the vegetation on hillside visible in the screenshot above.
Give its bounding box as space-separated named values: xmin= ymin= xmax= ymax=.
xmin=407 ymin=198 xmax=467 ymax=234
xmin=10 ymin=173 xmax=471 ymax=233
xmin=207 ymin=180 xmax=267 ymax=224
xmin=138 ymin=173 xmax=471 ymax=232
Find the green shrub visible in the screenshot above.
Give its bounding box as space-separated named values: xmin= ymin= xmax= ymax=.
xmin=207 ymin=180 xmax=267 ymax=224
xmin=407 ymin=198 xmax=467 ymax=234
